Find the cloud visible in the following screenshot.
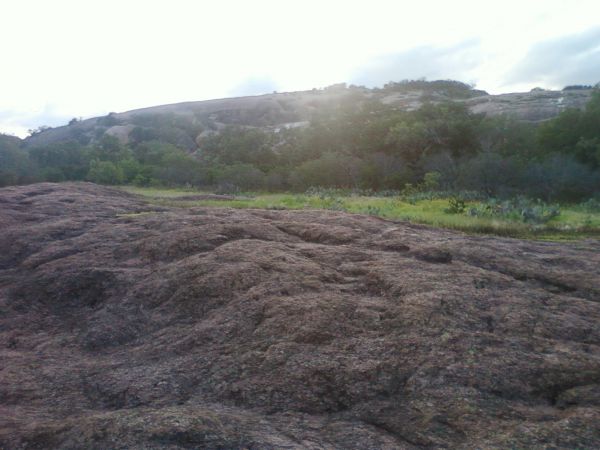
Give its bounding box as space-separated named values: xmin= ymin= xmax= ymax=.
xmin=228 ymin=76 xmax=281 ymax=97
xmin=0 ymin=105 xmax=74 ymax=138
xmin=349 ymin=40 xmax=483 ymax=88
xmin=505 ymin=27 xmax=600 ymax=89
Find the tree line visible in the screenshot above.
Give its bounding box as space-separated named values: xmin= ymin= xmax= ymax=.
xmin=1 ymin=87 xmax=599 ymax=202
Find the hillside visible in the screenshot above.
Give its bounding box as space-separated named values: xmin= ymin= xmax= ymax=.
xmin=1 ymin=182 xmax=599 ymax=448
xmin=3 ymin=81 xmax=600 ymax=206
xmin=22 ymin=83 xmax=595 ymax=150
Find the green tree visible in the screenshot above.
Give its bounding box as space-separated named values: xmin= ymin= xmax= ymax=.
xmin=537 ymin=90 xmax=600 ymax=167
xmin=200 ymin=126 xmax=277 ymax=171
xmin=0 ymin=134 xmax=35 ymax=186
xmin=214 ymin=163 xmax=266 ymax=191
xmin=291 ymin=152 xmax=362 ymax=189
xmin=154 ymin=149 xmax=204 ymax=186
xmin=29 ymin=141 xmax=91 ymax=181
xmin=87 ymin=160 xmax=124 ymax=185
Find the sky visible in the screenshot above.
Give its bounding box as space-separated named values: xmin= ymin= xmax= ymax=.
xmin=1 ymin=0 xmax=599 ymax=137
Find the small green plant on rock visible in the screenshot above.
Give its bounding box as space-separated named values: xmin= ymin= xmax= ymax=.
xmin=365 ymin=205 xmax=382 ymax=216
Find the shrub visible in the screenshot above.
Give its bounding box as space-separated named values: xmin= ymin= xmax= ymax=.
xmin=40 ymin=167 xmax=66 ymax=182
xmin=133 ymin=174 xmax=154 ymax=187
xmin=455 ymin=153 xmax=522 ymax=197
xmin=291 ymin=152 xmax=362 ymax=190
xmin=422 ymin=171 xmax=441 ymax=191
xmin=87 ymin=160 xmax=124 ymax=185
xmin=523 ymin=156 xmax=600 ymax=202
xmin=154 ymin=150 xmax=203 ymax=186
xmin=364 ymin=205 xmax=382 ymax=215
xmin=326 ymin=198 xmax=347 ymax=211
xmin=444 ymin=197 xmax=467 ymax=214
xmin=216 ymin=163 xmax=265 ymax=191
xmin=118 ymin=159 xmax=141 ymax=183
xmin=264 ymin=171 xmax=288 ymax=191
xmin=0 ymin=170 xmax=18 ymax=187
xmin=97 ymin=113 xmax=120 ymax=127
xmin=468 ymin=197 xmax=560 ymax=224
xmin=578 ymin=197 xmax=600 ymax=213
xmin=215 ymin=182 xmax=241 ymax=195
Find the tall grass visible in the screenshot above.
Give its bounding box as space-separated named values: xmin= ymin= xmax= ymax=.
xmin=119 ymin=186 xmax=600 ymax=241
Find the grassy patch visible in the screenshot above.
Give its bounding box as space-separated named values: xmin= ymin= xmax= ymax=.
xmin=119 ymin=186 xmax=600 ymax=241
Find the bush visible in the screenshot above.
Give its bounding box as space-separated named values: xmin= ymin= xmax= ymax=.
xmin=455 ymin=153 xmax=522 ymax=197
xmin=0 ymin=170 xmax=18 ymax=187
xmin=0 ymin=136 xmax=35 ymax=185
xmin=523 ymin=156 xmax=600 ymax=202
xmin=422 ymin=171 xmax=441 ymax=191
xmin=364 ymin=205 xmax=381 ymax=215
xmin=87 ymin=160 xmax=124 ymax=185
xmin=578 ymin=197 xmax=600 ymax=213
xmin=40 ymin=167 xmax=66 ymax=182
xmin=133 ymin=174 xmax=154 ymax=187
xmin=214 ymin=182 xmax=241 ymax=195
xmin=468 ymin=197 xmax=560 ymax=224
xmin=291 ymin=152 xmax=362 ymax=190
xmin=264 ymin=171 xmax=288 ymax=191
xmin=97 ymin=113 xmax=120 ymax=127
xmin=444 ymin=197 xmax=466 ymax=214
xmin=215 ymin=163 xmax=265 ymax=191
xmin=154 ymin=150 xmax=203 ymax=186
xmin=29 ymin=141 xmax=91 ymax=181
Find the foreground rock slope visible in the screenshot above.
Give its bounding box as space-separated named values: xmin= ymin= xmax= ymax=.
xmin=1 ymin=183 xmax=599 ymax=449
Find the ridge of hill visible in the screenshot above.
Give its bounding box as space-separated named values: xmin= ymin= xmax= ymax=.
xmin=22 ymin=82 xmax=594 ymax=150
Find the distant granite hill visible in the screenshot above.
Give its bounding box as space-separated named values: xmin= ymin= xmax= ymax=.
xmin=22 ymin=81 xmax=595 ymax=150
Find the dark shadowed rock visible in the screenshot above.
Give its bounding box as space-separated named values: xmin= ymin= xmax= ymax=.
xmin=1 ymin=183 xmax=599 ymax=449
xmin=412 ymin=246 xmax=453 ymax=263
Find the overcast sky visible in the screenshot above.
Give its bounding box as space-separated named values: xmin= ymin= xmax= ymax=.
xmin=1 ymin=0 xmax=599 ymax=137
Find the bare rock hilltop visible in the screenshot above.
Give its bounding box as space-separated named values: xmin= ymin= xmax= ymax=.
xmin=23 ymin=83 xmax=595 ymax=149
xmin=1 ymin=183 xmax=600 ymax=449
